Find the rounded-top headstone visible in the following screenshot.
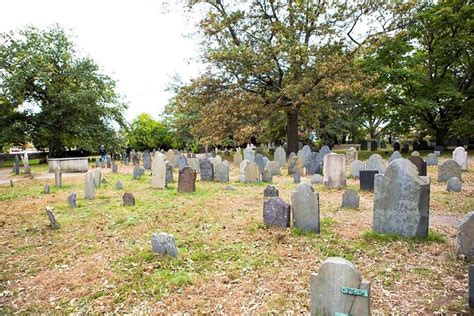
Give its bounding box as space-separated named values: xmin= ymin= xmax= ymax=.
xmin=342 ymin=189 xmax=360 ymax=208
xmin=388 ymin=151 xmax=402 ymax=163
xmin=263 ymin=185 xmax=279 ymax=198
xmin=438 ymin=160 xmax=462 ymax=182
xmin=291 ymin=182 xmax=320 ymax=233
xmin=447 ymin=177 xmax=462 ymax=192
xmin=456 ymin=212 xmax=474 ymax=258
xmin=274 ymin=146 xmax=286 ymax=168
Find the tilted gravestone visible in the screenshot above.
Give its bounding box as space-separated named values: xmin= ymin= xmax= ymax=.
xmin=200 ymin=158 xmax=214 ymax=181
xmin=310 ymin=257 xmax=370 ymax=316
xmin=447 ymin=177 xmax=462 ymax=192
xmin=84 ymin=170 xmax=95 ymax=199
xmin=214 ymin=162 xmax=229 ymax=182
xmin=68 ymin=193 xmax=77 ymax=208
xmin=306 ymin=152 xmax=322 ymax=175
xmin=360 ymin=140 xmax=368 ymax=151
xmin=359 ymin=170 xmax=378 ymax=192
xmin=291 ymin=183 xmax=320 ymax=233
xmin=374 ymin=158 xmax=430 ymax=238
xmin=274 ymin=146 xmax=286 ymax=168
xmin=438 ymin=160 xmax=462 ymax=182
xmin=456 ymin=212 xmax=474 ymax=258
xmin=323 ymin=154 xmax=346 ymax=189
xmin=350 ymin=160 xmax=365 ymax=179
xmin=263 ymin=197 xmax=291 ymax=228
xmin=408 ymin=156 xmax=427 ymax=176
xmin=426 ymin=153 xmax=438 ymax=166
xmin=46 ymin=207 xmax=60 ymax=230
xmin=342 ymin=190 xmax=359 ymax=208
xmin=245 ymin=161 xmax=260 ymax=183
xmin=44 ymin=184 xmax=50 ymax=194
xmin=263 ymin=185 xmax=279 ymax=197
xmin=388 ymin=151 xmax=402 ymax=163
xmin=244 ymin=146 xmax=255 ymax=162
xmin=370 ymin=140 xmax=378 ymax=151
xmin=151 ymin=232 xmax=178 ymax=257
xmin=123 ymin=192 xmax=135 ymax=206
xmin=54 ymin=165 xmax=62 ymax=187
xmin=178 ymin=167 xmax=197 ymax=192
xmin=254 ymin=153 xmax=266 ymax=174
xmin=94 ymin=168 xmax=102 ymax=188
xmin=453 ymin=146 xmax=468 ymax=170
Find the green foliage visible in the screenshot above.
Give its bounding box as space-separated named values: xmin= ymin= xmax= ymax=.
xmin=126 ymin=113 xmax=174 ymax=150
xmin=0 ymin=25 xmax=126 ymax=157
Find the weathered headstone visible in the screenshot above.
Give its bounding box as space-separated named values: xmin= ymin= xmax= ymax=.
xmin=263 ymin=197 xmax=291 ymax=228
xmin=388 ymin=151 xmax=402 ymax=163
xmin=214 ymin=162 xmax=229 ymax=182
xmin=310 ymin=257 xmax=370 ymax=316
xmin=408 ymin=156 xmax=427 ymax=176
xmin=453 ymin=146 xmax=468 ymax=170
xmin=151 ymin=154 xmax=167 ymax=189
xmin=291 ymin=183 xmax=320 ymax=233
xmin=179 ymin=155 xmax=189 ymax=171
xmin=84 ymin=170 xmax=95 ymax=199
xmin=293 ymin=172 xmax=301 ymax=184
xmin=373 ymin=158 xmax=430 ymax=237
xmin=68 ymin=193 xmax=77 ymax=208
xmin=434 ymin=145 xmax=443 ymax=156
xmin=44 ymin=184 xmax=50 ymax=194
xmin=426 ymin=153 xmax=438 ymax=166
xmin=115 ymin=181 xmax=123 ymax=190
xmin=254 ymin=153 xmax=265 ymax=174
xmin=244 ymin=146 xmax=255 ymax=162
xmin=301 ymin=145 xmax=312 ymax=167
xmin=166 ymin=162 xmax=173 ymax=184
xmin=132 ymin=165 xmax=141 ymax=180
xmin=132 ymin=152 xmax=140 ymax=166
xmin=263 ymin=185 xmax=279 ymax=197
xmin=346 ymin=147 xmax=358 ymax=163
xmin=200 ymin=158 xmax=214 ymax=181
xmin=94 ymin=167 xmax=102 ymax=188
xmin=359 ymin=170 xmax=379 ymax=192
xmin=46 ymin=206 xmax=60 ymax=230
xmin=187 ymin=158 xmax=200 ymax=174
xmin=166 ymin=150 xmax=175 ymax=167
xmin=366 ymin=154 xmax=386 ymax=175
xmin=350 ymin=160 xmax=365 ymax=178
xmin=245 ymin=161 xmax=260 ymax=182
xmin=123 ymin=192 xmax=135 ymax=206
xmin=233 ymin=151 xmax=243 ymax=166
xmin=342 ymin=190 xmax=360 ymax=208
xmin=310 ymin=174 xmax=323 ymax=185
xmin=112 ymin=163 xmax=118 ymax=173
xmin=287 ymin=156 xmax=298 ymax=175
xmin=370 ymin=140 xmax=378 ymax=151
xmin=306 ymin=152 xmax=322 ymax=175
xmin=54 ymin=165 xmax=62 ymax=187
xmin=262 ymin=168 xmax=273 ymax=182
xmin=178 ymin=167 xmax=197 ymax=192
xmin=14 ymin=155 xmax=20 ymax=175
xmin=360 ymin=140 xmax=368 ymax=151
xmin=143 ymin=151 xmax=152 ymax=170
xmin=139 ymin=166 xmax=145 ymax=176
xmin=266 ymin=161 xmax=281 ymax=176
xmin=456 ymin=212 xmax=474 ymax=258
xmin=274 ymin=146 xmax=286 ymax=168
xmin=447 ymin=177 xmax=462 ymax=192
xmin=323 ymin=154 xmax=346 ymax=189
xmin=151 ymin=232 xmax=178 ymax=257
xmin=393 ymin=142 xmax=400 ymax=151
xmin=438 ymin=160 xmax=462 ymax=182
xmin=319 ymin=146 xmax=332 ymax=163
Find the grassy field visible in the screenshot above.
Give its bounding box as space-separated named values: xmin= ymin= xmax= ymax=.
xmin=0 ymin=153 xmax=473 ymax=313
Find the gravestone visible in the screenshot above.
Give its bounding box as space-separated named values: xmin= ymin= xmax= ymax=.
xmin=84 ymin=170 xmax=95 ymax=199
xmin=411 ymin=151 xmax=420 ymax=157
xmin=123 ymin=192 xmax=135 ymax=206
xmin=151 ymin=154 xmax=167 ymax=189
xmin=233 ymin=151 xmax=243 ymax=166
xmin=447 ymin=177 xmax=462 ymax=192
xmin=434 ymin=145 xmax=443 ymax=156
xmin=323 ymin=154 xmax=346 ymax=189
xmin=319 ymin=146 xmax=332 ymax=163
xmin=346 ymin=147 xmax=358 ymax=163
xmin=14 ymin=155 xmax=20 ymax=175
xmin=301 ymin=145 xmax=312 ymax=167
xmin=68 ymin=193 xmax=77 ymax=208
xmin=143 ymin=151 xmax=152 ymax=170
xmin=54 ymin=165 xmax=62 ymax=187
xmin=453 ymin=146 xmax=468 ymax=170
xmin=342 ymin=190 xmax=360 ymax=208
xmin=380 ymin=140 xmax=387 ymax=149
xmin=373 ymin=158 xmax=430 ymax=238
xmin=139 ymin=166 xmax=146 ymax=176
xmin=291 ymin=183 xmax=320 ymax=233
xmin=359 ymin=170 xmax=379 ymax=192
xmin=350 ymin=160 xmax=365 ymax=178
xmin=44 ymin=184 xmax=50 ymax=194
xmin=366 ymin=154 xmax=386 ymax=174
xmin=112 ymin=163 xmax=118 ymax=173
xmin=438 ymin=160 xmax=462 ymax=182
xmin=263 ymin=197 xmax=291 ymax=228
xmin=456 ymin=212 xmax=474 ymax=258
xmin=263 ymin=185 xmax=279 ymax=197
xmin=115 ymin=181 xmax=123 ymax=190
xmin=426 ymin=153 xmax=438 ymax=166
xmin=245 ymin=161 xmax=260 ymax=182
xmin=200 ymin=158 xmax=214 ymax=181
xmin=46 ymin=206 xmax=60 ymax=230
xmin=132 ymin=153 xmax=140 ymax=166
xmin=263 ymin=157 xmax=269 ymax=169
xmin=311 ymin=174 xmax=324 ymax=184
xmin=360 ymin=140 xmax=368 ymax=151
xmin=166 ymin=162 xmax=173 ymax=184
xmin=306 ymin=152 xmax=322 ymax=175
xmin=94 ymin=168 xmax=102 ymax=188
xmin=132 ymin=165 xmax=141 ymax=180
xmin=293 ymin=172 xmax=301 ymax=184
xmin=262 ymin=169 xmax=273 ymax=182
xmin=388 ymin=151 xmax=402 ymax=163
xmin=266 ymin=161 xmax=281 ymax=176
xmin=393 ymin=142 xmax=400 ymax=151
xmin=310 ymin=257 xmax=370 ymax=316
xmin=239 ymin=160 xmax=249 ymax=182
xmin=370 ymin=140 xmax=378 ymax=151
xmin=255 ymin=153 xmax=266 ymax=174
xmin=214 ymin=162 xmax=229 ymax=182
xmin=244 ymin=146 xmax=255 ymax=162
xmin=188 ymin=158 xmax=200 ymax=173
xmin=408 ymin=156 xmax=427 ymax=176
xmin=274 ymin=146 xmax=286 ymax=167
xmin=179 ymin=155 xmax=189 ymax=171
xmin=166 ymin=150 xmax=175 ymax=167
xmin=151 ymin=232 xmax=178 ymax=257
xmin=401 ymin=143 xmax=409 ymax=153
xmin=178 ymin=167 xmax=197 ymax=192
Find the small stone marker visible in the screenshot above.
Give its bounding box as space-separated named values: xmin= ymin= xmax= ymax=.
xmin=151 ymin=154 xmax=166 ymax=189
xmin=245 ymin=161 xmax=260 ymax=182
xmin=373 ymin=158 xmax=430 ymax=237
xmin=115 ymin=181 xmax=123 ymax=190
xmin=426 ymin=153 xmax=438 ymax=166
xmin=310 ymin=257 xmax=370 ymax=316
xmin=123 ymin=192 xmax=135 ymax=206
xmin=46 ymin=206 xmax=60 ymax=230
xmin=151 ymin=232 xmax=178 ymax=257
xmin=214 ymin=162 xmax=229 ymax=182
xmin=359 ymin=170 xmax=379 ymax=192
xmin=68 ymin=193 xmax=77 ymax=208
xmin=262 ymin=168 xmax=273 ymax=182
xmin=453 ymin=146 xmax=468 ymax=170
xmin=263 ymin=197 xmax=291 ymax=228
xmin=274 ymin=146 xmax=286 ymax=167
xmin=132 ymin=165 xmax=141 ymax=180
xmin=456 ymin=212 xmax=474 ymax=258
xmin=263 ymin=185 xmax=279 ymax=197
xmin=350 ymin=160 xmax=365 ymax=178
xmin=408 ymin=156 xmax=427 ymax=176
xmin=447 ymin=177 xmax=462 ymax=192
xmin=342 ymin=189 xmax=359 ymax=208
xmin=323 ymin=154 xmax=346 ymax=189
xmin=310 ymin=174 xmax=323 ymax=184
xmin=293 ymin=172 xmax=301 ymax=184
xmin=44 ymin=184 xmax=50 ymax=194
xmin=54 ymin=165 xmax=62 ymax=187
xmin=178 ymin=167 xmax=197 ymax=192
xmin=291 ymin=183 xmax=320 ymax=233
xmin=200 ymin=158 xmax=214 ymax=181
xmin=438 ymin=160 xmax=462 ymax=182
xmin=84 ymin=170 xmax=95 ymax=199
xmin=166 ymin=162 xmax=173 ymax=184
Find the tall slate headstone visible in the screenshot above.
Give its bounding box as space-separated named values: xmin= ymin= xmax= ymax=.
xmin=254 ymin=153 xmax=265 ymax=174
xmin=233 ymin=151 xmax=243 ymax=166
xmin=151 ymin=154 xmax=166 ymax=189
xmin=323 ymin=154 xmax=346 ymax=189
xmin=46 ymin=206 xmax=60 ymax=230
xmin=263 ymin=197 xmax=291 ymax=228
xmin=426 ymin=153 xmax=438 ymax=166
xmin=350 ymin=160 xmax=365 ymax=179
xmin=245 ymin=161 xmax=260 ymax=182
xmin=310 ymin=257 xmax=370 ymax=316
xmin=291 ymin=183 xmax=320 ymax=233
xmin=373 ymin=158 xmax=430 ymax=238
xmin=244 ymin=146 xmax=255 ymax=162
xmin=14 ymin=155 xmax=20 ymax=175
xmin=360 ymin=140 xmax=368 ymax=151
xmin=393 ymin=142 xmax=400 ymax=152
xmin=453 ymin=146 xmax=468 ymax=170
xmin=359 ymin=170 xmax=378 ymax=192
xmin=200 ymin=158 xmax=214 ymax=181
xmin=84 ymin=170 xmax=95 ymax=199
xmin=54 ymin=165 xmax=62 ymax=187
xmin=274 ymin=146 xmax=286 ymax=168
xmin=370 ymin=140 xmax=378 ymax=151
xmin=456 ymin=212 xmax=474 ymax=258
xmin=366 ymin=154 xmax=386 ymax=175
xmin=143 ymin=150 xmax=152 ymax=170
xmin=301 ymin=145 xmax=312 ymax=167
xmin=94 ymin=167 xmax=101 ymax=188
xmin=178 ymin=167 xmax=197 ymax=192
xmin=388 ymin=151 xmax=402 ymax=163
xmin=214 ymin=162 xmax=229 ymax=182
xmin=166 ymin=162 xmax=173 ymax=184
xmin=408 ymin=156 xmax=427 ymax=176
xmin=306 ymin=152 xmax=322 ymax=175
xmin=438 ymin=160 xmax=462 ymax=182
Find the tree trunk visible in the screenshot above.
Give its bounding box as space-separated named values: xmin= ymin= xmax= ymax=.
xmin=50 ymin=134 xmax=63 ymax=158
xmin=287 ymin=110 xmax=299 ymax=154
xmin=435 ymin=128 xmax=449 ymax=147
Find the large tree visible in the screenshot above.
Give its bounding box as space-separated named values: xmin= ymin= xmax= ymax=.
xmin=0 ymin=25 xmax=126 ymax=157
xmin=127 ymin=113 xmax=175 ymax=150
xmin=169 ymin=0 xmax=415 ymax=152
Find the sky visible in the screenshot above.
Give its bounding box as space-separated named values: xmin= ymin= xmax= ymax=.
xmin=0 ymin=0 xmax=204 ymax=122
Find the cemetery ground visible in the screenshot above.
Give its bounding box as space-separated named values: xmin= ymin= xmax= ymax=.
xmin=0 ymin=151 xmax=473 ymax=313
